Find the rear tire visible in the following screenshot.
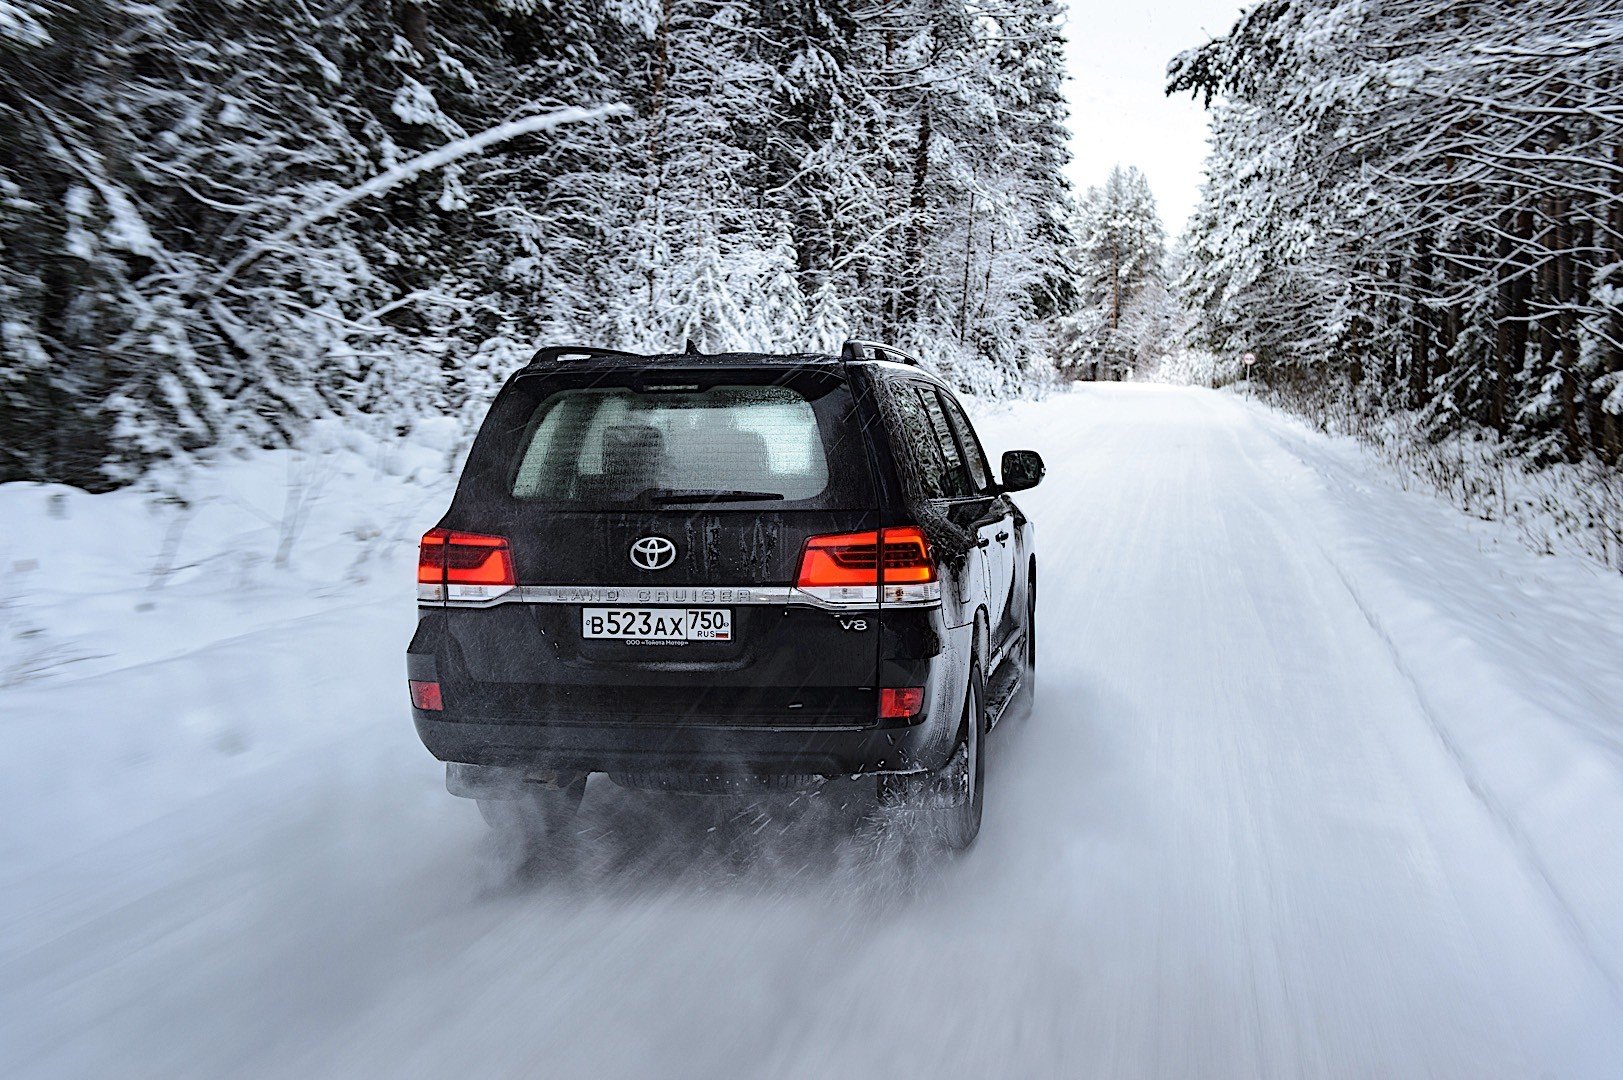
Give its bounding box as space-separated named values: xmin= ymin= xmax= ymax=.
xmin=878 ymin=663 xmax=986 ymax=851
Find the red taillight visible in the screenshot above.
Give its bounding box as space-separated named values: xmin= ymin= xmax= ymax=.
xmin=795 ymin=527 xmax=936 ymax=588
xmin=419 ymin=528 xmax=515 ymax=586
xmin=409 ymin=680 xmax=444 ymax=711
xmin=418 ymin=529 xmax=517 ymax=604
xmin=875 ymin=526 xmax=934 ymax=584
xmin=797 ymin=529 xmax=882 ymax=587
xmin=879 ymin=687 xmax=925 ymax=719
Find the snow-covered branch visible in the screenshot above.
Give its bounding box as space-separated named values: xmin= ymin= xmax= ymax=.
xmin=203 ymin=105 xmax=628 ymax=297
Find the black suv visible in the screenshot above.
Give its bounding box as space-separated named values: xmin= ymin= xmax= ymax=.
xmin=408 ymin=340 xmax=1044 ymax=849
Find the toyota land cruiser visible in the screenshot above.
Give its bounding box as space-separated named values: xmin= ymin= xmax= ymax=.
xmin=407 ymin=340 xmax=1044 ymax=850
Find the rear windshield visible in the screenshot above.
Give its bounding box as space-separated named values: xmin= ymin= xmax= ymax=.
xmin=474 ymin=373 xmax=875 ymax=510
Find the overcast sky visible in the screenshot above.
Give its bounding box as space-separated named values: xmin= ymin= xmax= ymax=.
xmin=1060 ymin=1 xmax=1248 ymax=234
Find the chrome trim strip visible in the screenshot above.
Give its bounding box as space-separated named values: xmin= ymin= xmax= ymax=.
xmin=420 ymin=583 xmax=940 ymax=612
xmin=524 ymin=585 xmax=794 ymax=606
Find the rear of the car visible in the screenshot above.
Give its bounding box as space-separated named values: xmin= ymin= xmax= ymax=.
xmin=407 ymin=356 xmax=946 ymax=787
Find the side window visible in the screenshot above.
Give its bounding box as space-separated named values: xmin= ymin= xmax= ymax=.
xmin=914 ymin=385 xmax=973 ymax=499
xmin=936 ymin=391 xmax=992 ymax=493
xmin=889 ymin=382 xmax=952 ymax=499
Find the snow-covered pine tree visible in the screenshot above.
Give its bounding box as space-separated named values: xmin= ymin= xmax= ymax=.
xmin=0 ymin=0 xmax=632 ymax=486
xmin=1064 ymin=166 xmax=1168 ymax=380
xmin=1 ymin=0 xmax=1079 ymax=488
xmin=1172 ymin=0 xmax=1623 ymax=464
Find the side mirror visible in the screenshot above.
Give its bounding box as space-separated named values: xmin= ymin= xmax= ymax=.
xmin=1000 ymin=449 xmax=1045 ymax=493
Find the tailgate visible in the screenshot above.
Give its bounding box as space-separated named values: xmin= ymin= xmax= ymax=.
xmin=430 ymin=365 xmax=883 ymax=727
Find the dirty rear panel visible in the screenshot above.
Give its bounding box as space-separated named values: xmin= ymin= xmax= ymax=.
xmin=425 ymin=363 xmax=883 ymax=730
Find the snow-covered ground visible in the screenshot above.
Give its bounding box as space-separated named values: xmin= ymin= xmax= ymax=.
xmin=4 ymin=385 xmax=1623 ymax=1079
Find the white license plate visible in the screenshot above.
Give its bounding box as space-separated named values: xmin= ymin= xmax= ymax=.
xmin=581 ymin=607 xmax=733 ymax=643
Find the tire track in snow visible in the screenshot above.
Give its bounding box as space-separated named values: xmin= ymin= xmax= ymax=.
xmin=1227 ymin=393 xmax=1623 ymax=1012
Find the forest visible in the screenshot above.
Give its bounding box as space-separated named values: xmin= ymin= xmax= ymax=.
xmin=0 ymin=0 xmax=1073 ymax=489
xmin=1173 ymin=0 xmax=1623 ymax=467
xmin=4 ymin=0 xmax=1622 ymax=491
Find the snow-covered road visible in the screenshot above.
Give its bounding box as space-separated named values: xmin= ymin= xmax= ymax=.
xmin=6 ymin=386 xmax=1623 ymax=1079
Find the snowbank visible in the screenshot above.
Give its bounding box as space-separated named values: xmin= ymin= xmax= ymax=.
xmin=0 ymin=419 xmax=460 ymax=688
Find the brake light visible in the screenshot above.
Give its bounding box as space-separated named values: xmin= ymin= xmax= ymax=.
xmin=409 ymin=680 xmax=444 ymax=711
xmin=874 ymin=526 xmax=934 ymax=584
xmin=797 ymin=530 xmax=881 ymax=588
xmin=879 ymin=686 xmax=925 ymax=720
xmin=794 ymin=526 xmax=940 ymax=606
xmin=418 ymin=528 xmax=516 ymax=603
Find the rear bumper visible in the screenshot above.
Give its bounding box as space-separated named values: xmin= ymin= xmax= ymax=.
xmin=413 ymin=711 xmax=946 ymax=776
xmin=407 ymin=599 xmax=967 ymax=778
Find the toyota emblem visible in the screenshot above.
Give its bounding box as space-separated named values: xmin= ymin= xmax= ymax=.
xmin=629 ymin=535 xmax=677 ymax=571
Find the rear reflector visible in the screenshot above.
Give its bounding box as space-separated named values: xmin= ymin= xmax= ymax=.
xmin=879 ymin=687 xmax=925 ymax=720
xmin=418 ymin=528 xmax=516 ymax=603
xmin=409 ymin=680 xmax=444 ymax=711
xmin=795 ymin=526 xmax=939 ymax=606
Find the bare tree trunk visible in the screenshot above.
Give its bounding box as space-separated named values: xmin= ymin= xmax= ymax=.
xmin=1490 ymin=197 xmax=1519 ymax=432
xmin=1552 ymin=190 xmax=1585 ymax=459
xmin=1605 ymin=142 xmax=1623 ymax=463
xmin=898 ymin=107 xmax=931 ymax=329
xmin=645 ymin=0 xmax=676 ymax=317
xmin=1411 ymin=231 xmax=1433 ymax=407
xmin=1511 ymin=204 xmax=1533 ymax=403
xmin=959 ymin=190 xmax=974 ymax=343
xmin=1109 ymin=238 xmax=1121 ymax=332
xmin=402 ymin=3 xmax=435 ymax=62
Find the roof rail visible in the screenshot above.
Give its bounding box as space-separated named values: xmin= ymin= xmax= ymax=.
xmin=839 ymin=339 xmax=921 ymax=367
xmin=527 ymin=344 xmax=640 ymax=366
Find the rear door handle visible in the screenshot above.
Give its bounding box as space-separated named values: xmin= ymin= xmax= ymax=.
xmin=976 ymin=537 xmax=991 ymax=549
xmin=995 ymin=531 xmax=1010 ymax=543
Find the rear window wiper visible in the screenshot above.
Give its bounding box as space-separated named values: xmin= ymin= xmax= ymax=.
xmin=642 ymin=489 xmax=786 ymax=504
